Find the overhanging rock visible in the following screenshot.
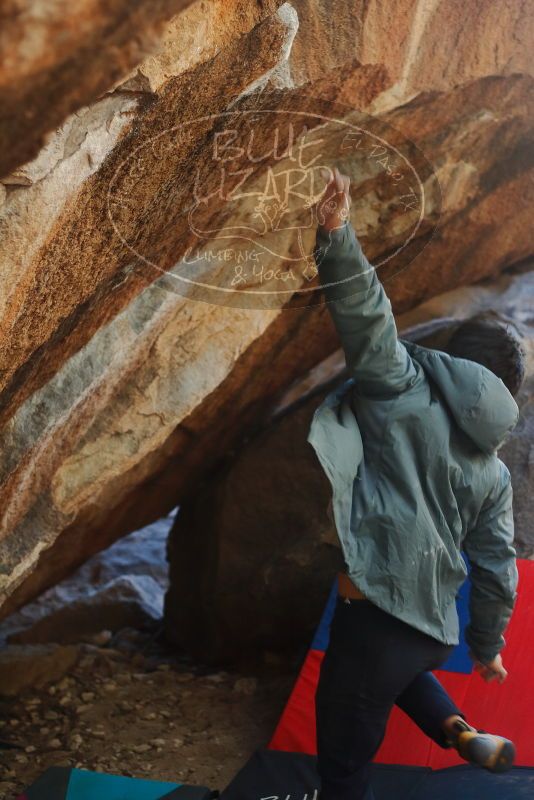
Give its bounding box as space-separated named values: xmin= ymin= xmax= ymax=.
xmin=0 ymin=0 xmax=533 ymax=619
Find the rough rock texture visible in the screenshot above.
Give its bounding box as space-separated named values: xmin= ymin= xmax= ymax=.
xmin=0 ymin=0 xmax=194 ymax=178
xmin=164 ymin=388 xmax=345 ymax=663
xmin=0 ymin=643 xmax=80 ymax=696
xmin=0 ymin=0 xmax=533 ymax=620
xmin=288 ymin=0 xmax=534 ymax=107
xmin=0 ymin=0 xmax=287 ymax=179
xmin=0 ymin=509 xmax=176 ymax=646
xmin=165 ymin=265 xmax=534 ymax=660
xmin=7 ymin=576 xmax=163 ymax=646
xmin=0 ymin=511 xmax=175 ymax=645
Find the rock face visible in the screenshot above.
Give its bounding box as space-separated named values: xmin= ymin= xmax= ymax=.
xmin=0 ymin=0 xmax=281 ymax=179
xmin=8 ymin=576 xmax=162 ymax=646
xmin=0 ymin=511 xmax=174 ymax=646
xmin=165 ymin=266 xmax=534 ymax=661
xmin=0 ymin=1 xmax=533 ymax=621
xmin=288 ymin=0 xmax=534 ymax=106
xmin=0 ymin=0 xmax=190 ymax=178
xmin=164 ymin=387 xmax=345 ymax=663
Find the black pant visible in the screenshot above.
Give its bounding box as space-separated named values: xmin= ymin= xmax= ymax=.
xmin=315 ymin=596 xmax=465 ymax=800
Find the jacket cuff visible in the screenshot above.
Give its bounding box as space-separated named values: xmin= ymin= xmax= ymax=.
xmin=316 ymin=220 xmax=350 ymax=247
xmin=314 ymin=221 xmax=376 ymax=302
xmin=467 ymin=637 xmax=503 ymax=665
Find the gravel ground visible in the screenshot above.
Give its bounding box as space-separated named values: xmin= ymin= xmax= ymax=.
xmin=0 ymin=624 xmax=298 ymax=798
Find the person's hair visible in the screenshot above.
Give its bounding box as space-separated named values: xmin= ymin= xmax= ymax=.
xmin=445 ymin=310 xmax=526 ymax=397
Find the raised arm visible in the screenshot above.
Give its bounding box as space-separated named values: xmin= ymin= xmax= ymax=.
xmin=463 ymin=461 xmax=518 ymax=672
xmin=313 ymin=168 xmax=419 ymax=398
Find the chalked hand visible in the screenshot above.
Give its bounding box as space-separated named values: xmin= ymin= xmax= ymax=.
xmin=316 ymin=166 xmax=352 ymax=232
xmin=472 ymin=652 xmax=508 ymax=684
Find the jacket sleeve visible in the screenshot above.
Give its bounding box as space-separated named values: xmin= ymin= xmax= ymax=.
xmin=313 ymin=220 xmax=419 ymax=398
xmin=462 ymin=463 xmax=518 ymax=664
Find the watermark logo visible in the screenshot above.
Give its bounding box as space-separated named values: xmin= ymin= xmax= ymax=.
xmin=107 ymin=93 xmax=441 ymax=309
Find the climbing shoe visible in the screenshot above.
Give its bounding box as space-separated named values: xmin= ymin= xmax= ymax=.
xmin=448 ymin=718 xmax=516 ymax=773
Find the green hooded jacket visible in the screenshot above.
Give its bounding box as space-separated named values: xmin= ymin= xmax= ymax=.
xmin=307 ymin=220 xmax=520 ymax=663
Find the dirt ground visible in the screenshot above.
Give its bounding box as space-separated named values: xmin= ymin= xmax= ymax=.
xmin=0 ymin=624 xmax=298 ymax=798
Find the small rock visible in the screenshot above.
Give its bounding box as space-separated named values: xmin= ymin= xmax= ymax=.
xmin=205 ymin=672 xmax=227 ymax=683
xmin=90 ymin=630 xmax=113 ymax=646
xmin=175 ymin=672 xmax=195 ymax=683
xmin=133 ymin=744 xmax=151 ymax=753
xmin=25 ymin=697 xmax=41 ymax=706
xmin=25 ymin=745 xmax=36 ymax=753
xmin=69 ymin=733 xmax=83 ymax=749
xmin=233 ymin=677 xmax=258 ymax=695
xmin=0 ymin=644 xmax=80 ymax=697
xmin=152 ymin=738 xmax=166 ymax=747
xmin=48 ymin=738 xmax=62 ymax=749
xmin=78 ymin=655 xmax=97 ymax=670
xmin=81 ymin=691 xmax=95 ymax=702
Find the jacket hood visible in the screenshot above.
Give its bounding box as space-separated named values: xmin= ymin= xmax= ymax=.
xmin=401 ymin=339 xmax=520 ymax=454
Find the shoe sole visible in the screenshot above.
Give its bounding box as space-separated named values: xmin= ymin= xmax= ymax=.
xmin=459 ymin=731 xmax=516 ymax=773
xmin=486 ymin=739 xmax=516 ymax=773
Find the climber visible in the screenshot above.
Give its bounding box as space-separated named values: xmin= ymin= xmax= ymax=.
xmin=309 ymin=167 xmax=526 ymax=800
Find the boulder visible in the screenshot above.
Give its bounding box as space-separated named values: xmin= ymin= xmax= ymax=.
xmin=164 ymin=266 xmax=534 ymax=661
xmin=0 ymin=0 xmax=283 ymax=178
xmin=0 ymin=644 xmax=79 ymax=696
xmin=0 ymin=510 xmax=175 ymax=645
xmin=164 ymin=383 xmax=345 ymax=663
xmin=7 ymin=575 xmax=163 ymax=646
xmin=0 ymin=0 xmax=533 ymax=621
